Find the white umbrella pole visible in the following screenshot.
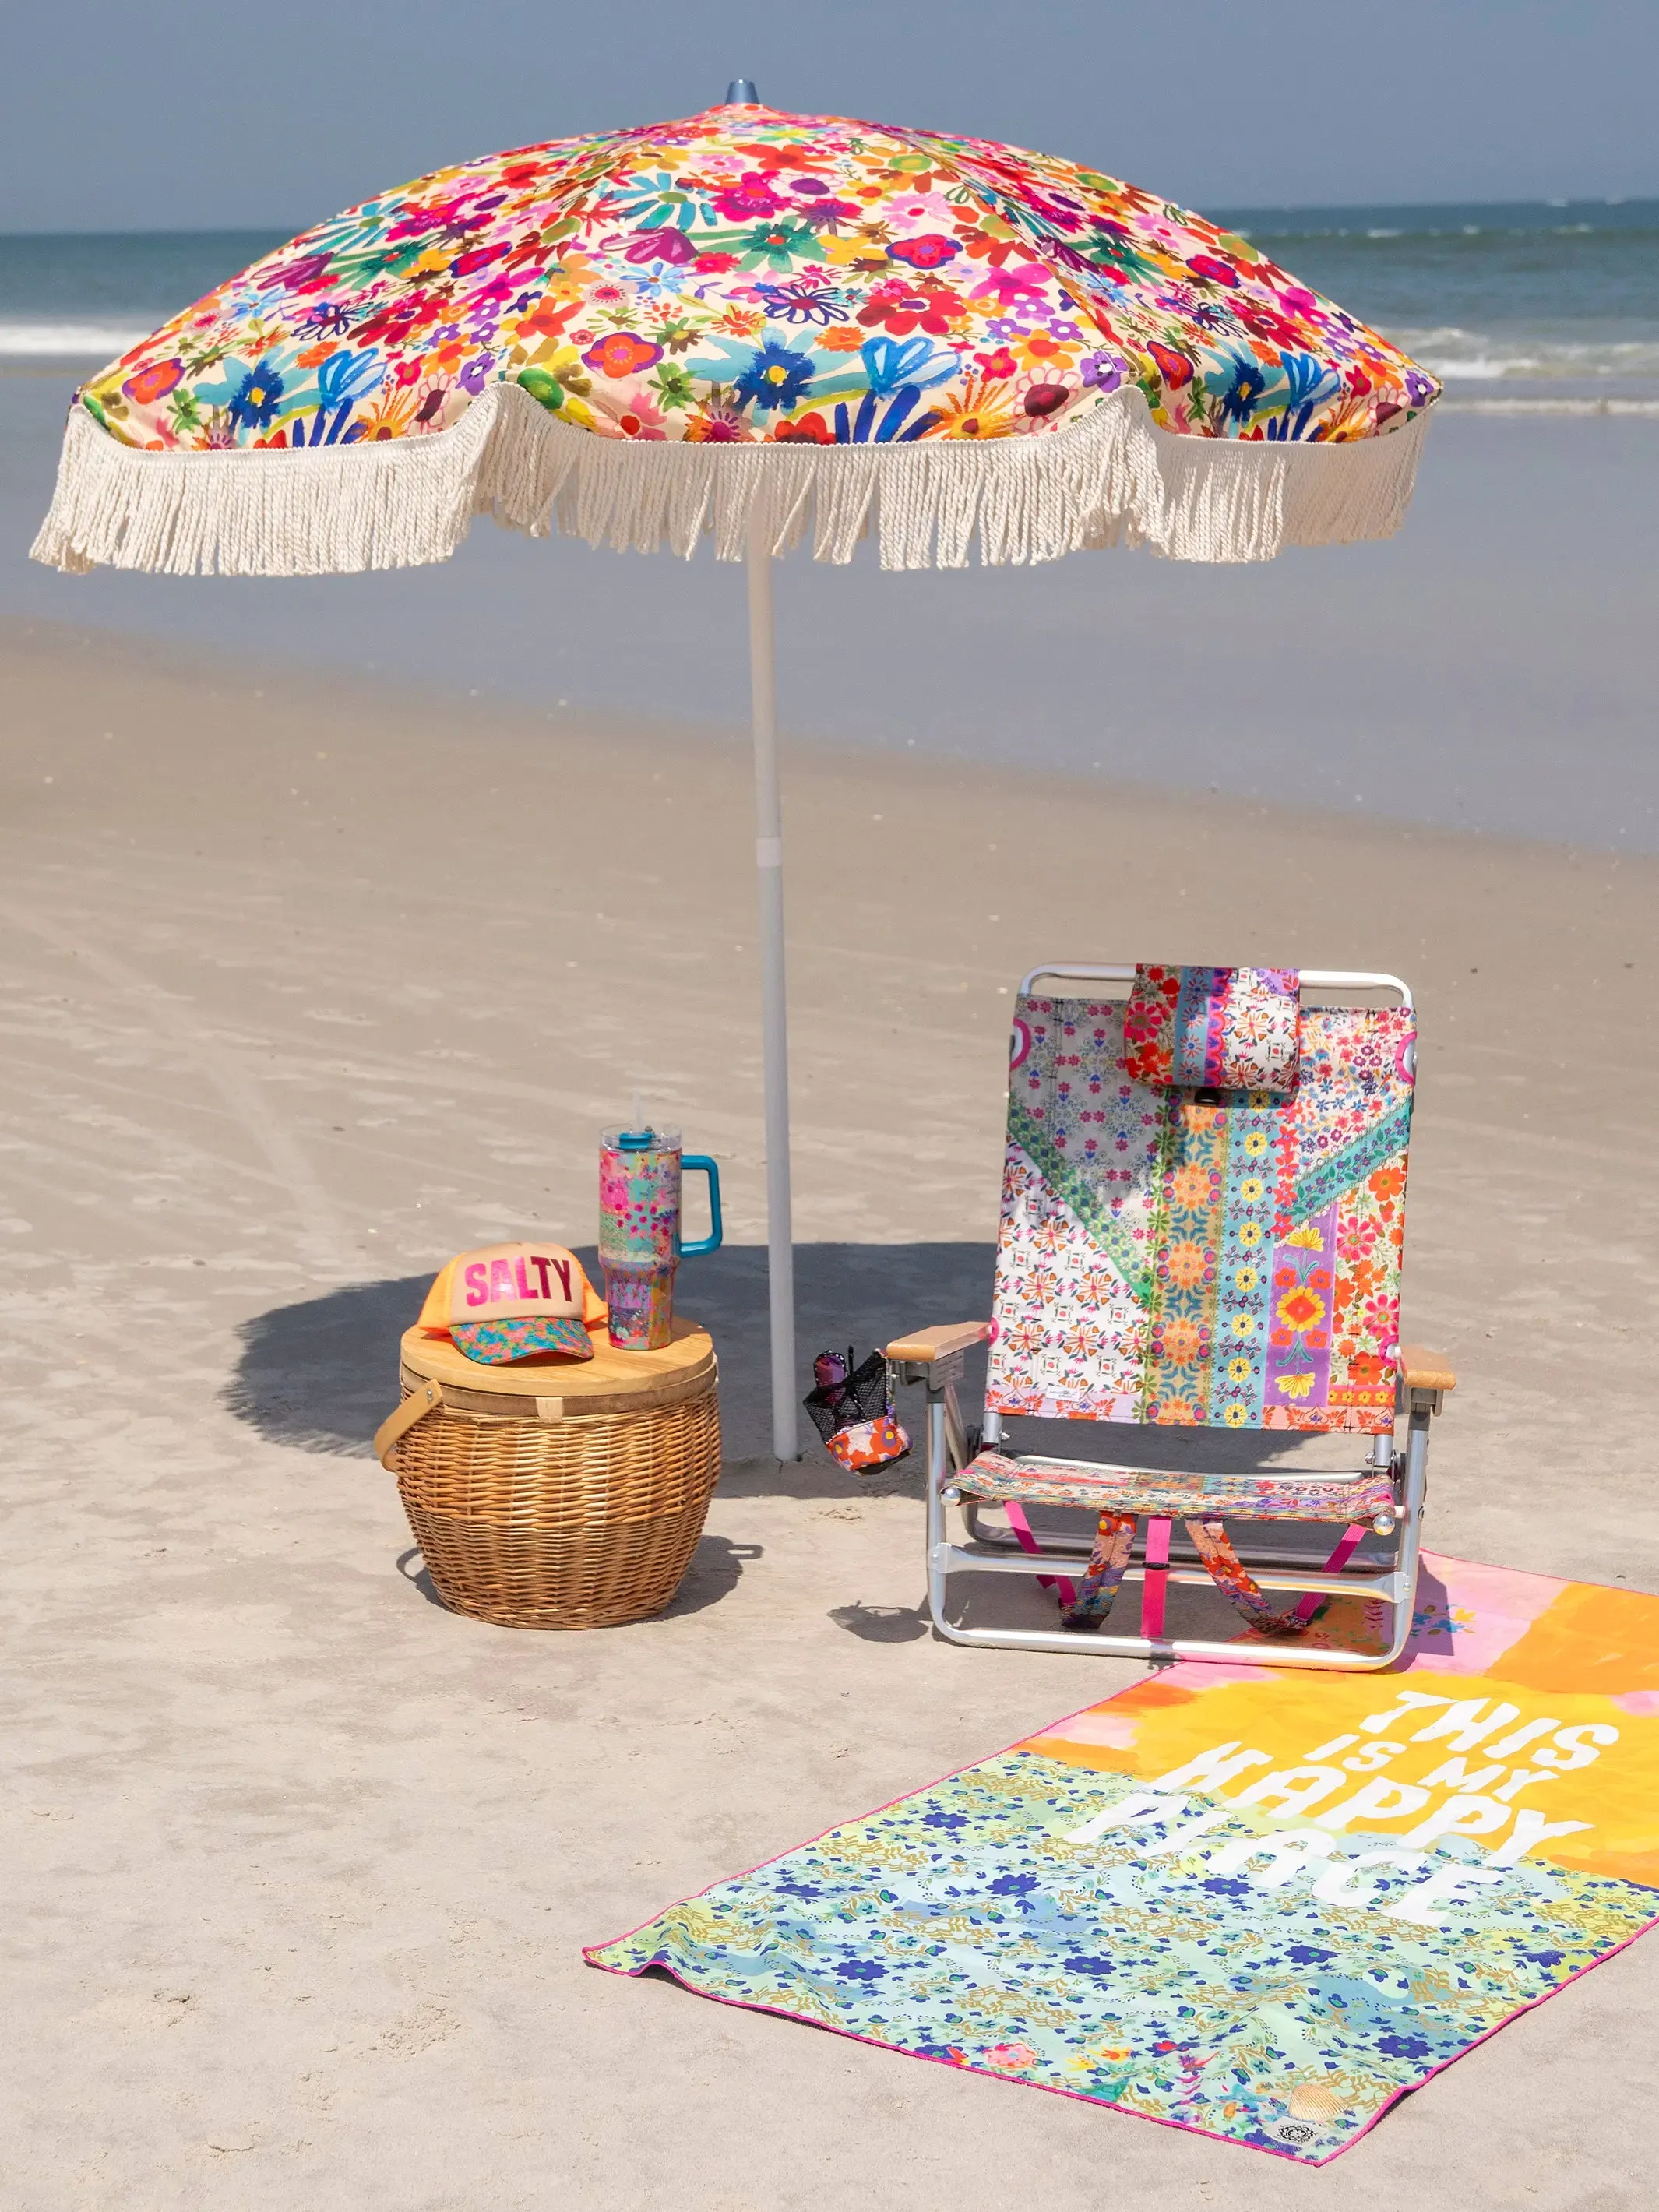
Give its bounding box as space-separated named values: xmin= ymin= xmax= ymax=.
xmin=746 ymin=509 xmax=799 ymax=1460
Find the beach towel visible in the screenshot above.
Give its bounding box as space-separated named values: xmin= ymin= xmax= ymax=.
xmin=586 ymin=1555 xmax=1659 ymax=2163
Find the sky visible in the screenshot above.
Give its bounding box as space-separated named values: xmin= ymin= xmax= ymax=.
xmin=4 ymin=0 xmax=1656 ymax=233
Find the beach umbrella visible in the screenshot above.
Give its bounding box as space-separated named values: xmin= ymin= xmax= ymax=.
xmin=33 ymin=90 xmax=1439 ymax=1461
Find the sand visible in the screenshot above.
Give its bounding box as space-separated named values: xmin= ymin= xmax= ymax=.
xmin=3 ymin=613 xmax=1655 ymax=2208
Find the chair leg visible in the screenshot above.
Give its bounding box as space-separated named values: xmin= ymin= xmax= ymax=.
xmin=1379 ymin=1403 xmax=1431 ymax=1665
xmin=925 ymin=1388 xmax=951 ymax=1636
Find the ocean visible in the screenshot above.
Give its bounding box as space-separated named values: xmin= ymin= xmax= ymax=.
xmin=2 ymin=211 xmax=1656 ymax=853
xmin=1227 ymin=200 xmax=1659 ymax=405
xmin=5 ymin=203 xmax=1657 ymax=403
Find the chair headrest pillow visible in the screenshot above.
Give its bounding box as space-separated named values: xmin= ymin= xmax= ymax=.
xmin=1123 ymin=964 xmax=1301 ymax=1094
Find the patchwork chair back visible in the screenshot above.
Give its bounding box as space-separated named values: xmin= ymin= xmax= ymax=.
xmin=887 ymin=965 xmax=1456 ymax=1670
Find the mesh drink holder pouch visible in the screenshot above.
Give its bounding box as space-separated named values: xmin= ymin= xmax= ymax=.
xmin=804 ymin=1351 xmax=911 ymax=1474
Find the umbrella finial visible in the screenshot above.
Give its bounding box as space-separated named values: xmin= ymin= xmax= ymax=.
xmin=725 ymin=79 xmax=759 ymax=104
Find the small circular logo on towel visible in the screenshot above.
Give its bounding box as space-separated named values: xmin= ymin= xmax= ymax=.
xmin=1267 ymin=2117 xmax=1323 ymax=2149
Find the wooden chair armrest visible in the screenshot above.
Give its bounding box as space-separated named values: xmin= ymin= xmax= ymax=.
xmin=1399 ymin=1344 xmax=1456 ymax=1393
xmin=886 ymin=1321 xmax=990 ymax=1366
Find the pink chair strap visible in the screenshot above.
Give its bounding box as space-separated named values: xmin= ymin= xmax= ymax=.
xmin=1055 ymin=1515 xmax=1373 ymax=1641
xmin=1139 ymin=1516 xmax=1173 ymax=1640
xmin=1002 ymin=1501 xmax=1077 ymax=1609
xmin=1293 ymin=1523 xmax=1368 ymax=1622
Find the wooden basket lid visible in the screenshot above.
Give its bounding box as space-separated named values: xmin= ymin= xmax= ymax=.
xmin=399 ymin=1318 xmax=716 ymax=1418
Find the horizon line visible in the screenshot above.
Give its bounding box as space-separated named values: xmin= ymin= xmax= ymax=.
xmin=3 ymin=192 xmax=1657 ymax=241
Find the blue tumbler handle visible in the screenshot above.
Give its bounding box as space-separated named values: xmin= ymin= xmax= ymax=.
xmin=678 ymin=1154 xmax=723 ymax=1257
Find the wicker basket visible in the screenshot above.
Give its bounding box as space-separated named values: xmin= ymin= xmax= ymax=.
xmin=375 ymin=1320 xmax=720 ymax=1629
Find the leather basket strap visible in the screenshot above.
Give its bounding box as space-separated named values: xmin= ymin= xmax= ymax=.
xmin=373 ymin=1379 xmax=443 ymax=1470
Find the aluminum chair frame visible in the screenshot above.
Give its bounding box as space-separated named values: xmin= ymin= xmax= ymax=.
xmin=887 ymin=964 xmax=1456 ymax=1671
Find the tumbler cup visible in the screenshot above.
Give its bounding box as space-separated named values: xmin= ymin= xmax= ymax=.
xmin=597 ymin=1123 xmax=722 ymax=1351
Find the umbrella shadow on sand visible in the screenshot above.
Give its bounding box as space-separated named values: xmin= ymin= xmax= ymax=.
xmin=224 ymin=1244 xmax=992 ymax=1627
xmin=226 ymin=1238 xmax=1387 ymax=1487
xmin=222 ymin=1240 xmax=999 ymax=1487
xmin=225 ymin=1243 xmax=1401 ymax=1632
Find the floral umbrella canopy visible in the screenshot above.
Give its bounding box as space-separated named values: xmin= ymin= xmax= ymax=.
xmin=34 ymin=95 xmax=1440 ymax=1453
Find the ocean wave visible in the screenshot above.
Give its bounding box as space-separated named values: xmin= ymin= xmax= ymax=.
xmin=1386 ymin=324 xmax=1659 ymax=381
xmin=1224 ymin=201 xmax=1659 ymax=243
xmin=1437 ymin=396 xmax=1659 ymax=416
xmin=0 ymin=322 xmax=144 ymax=359
xmin=6 ymin=312 xmax=1657 ymax=397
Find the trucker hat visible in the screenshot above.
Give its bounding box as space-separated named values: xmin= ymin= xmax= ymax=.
xmin=416 ymin=1242 xmax=608 ymax=1365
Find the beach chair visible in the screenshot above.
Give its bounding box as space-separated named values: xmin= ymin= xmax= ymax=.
xmin=887 ymin=965 xmax=1455 ymax=1671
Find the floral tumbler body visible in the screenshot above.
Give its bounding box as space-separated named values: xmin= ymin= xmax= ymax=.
xmin=598 ymin=1125 xmax=722 ymax=1351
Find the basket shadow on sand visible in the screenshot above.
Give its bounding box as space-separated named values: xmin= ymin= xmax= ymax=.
xmin=389 ymin=1534 xmax=765 ymax=1622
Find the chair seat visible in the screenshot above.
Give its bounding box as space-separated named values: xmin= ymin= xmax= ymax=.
xmin=954 ymin=1449 xmax=1397 ymax=1524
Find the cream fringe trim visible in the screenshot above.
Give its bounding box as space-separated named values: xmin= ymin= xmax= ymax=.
xmin=31 ymin=379 xmax=1430 ymax=576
